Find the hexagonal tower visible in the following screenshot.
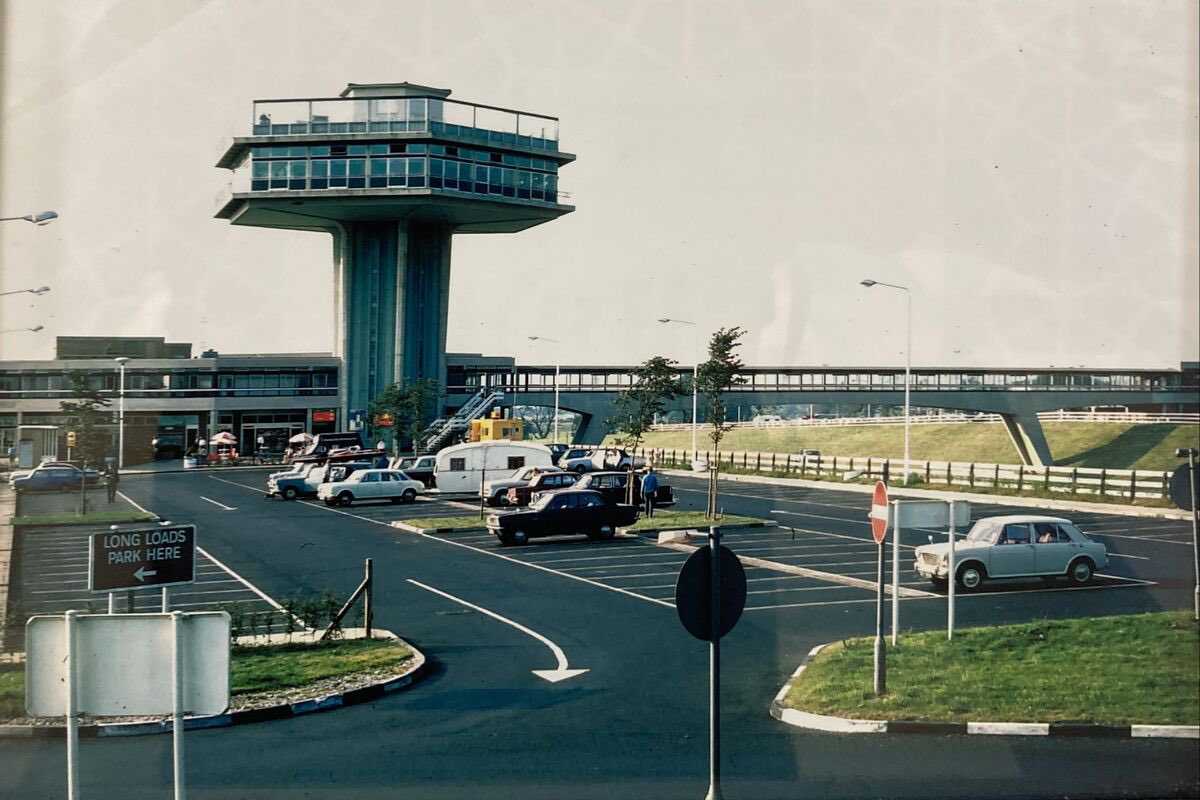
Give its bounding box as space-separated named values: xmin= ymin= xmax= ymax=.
xmin=215 ymin=82 xmax=574 ymax=425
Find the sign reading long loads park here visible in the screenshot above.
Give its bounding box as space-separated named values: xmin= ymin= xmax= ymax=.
xmin=88 ymin=524 xmax=196 ymax=592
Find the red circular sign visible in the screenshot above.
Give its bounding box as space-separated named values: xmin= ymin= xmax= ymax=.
xmin=871 ymin=481 xmax=889 ymax=544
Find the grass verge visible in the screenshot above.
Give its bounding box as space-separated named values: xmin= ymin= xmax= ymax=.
xmin=784 ymin=612 xmax=1200 ymax=725
xmin=624 ymin=510 xmax=767 ymax=531
xmin=0 ymin=637 xmax=412 ymax=722
xmin=404 ymin=515 xmax=488 ymax=530
xmin=11 ymin=511 xmax=159 ymax=527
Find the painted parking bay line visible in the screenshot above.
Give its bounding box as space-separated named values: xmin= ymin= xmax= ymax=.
xmin=407 ymin=579 xmax=588 ymax=683
xmin=200 ymin=496 xmax=238 ymax=511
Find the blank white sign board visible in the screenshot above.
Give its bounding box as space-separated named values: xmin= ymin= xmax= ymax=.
xmin=26 ymin=612 xmax=230 ymax=717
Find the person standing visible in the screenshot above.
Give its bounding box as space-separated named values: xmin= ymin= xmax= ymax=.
xmin=105 ymin=465 xmax=120 ymax=503
xmin=640 ymin=467 xmax=659 ymax=518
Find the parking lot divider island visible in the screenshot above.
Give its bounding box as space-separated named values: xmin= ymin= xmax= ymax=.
xmin=777 ymin=611 xmax=1199 ymax=728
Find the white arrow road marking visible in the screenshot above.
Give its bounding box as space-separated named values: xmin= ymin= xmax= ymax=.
xmin=133 ymin=566 xmax=157 ymax=582
xmin=200 ymin=496 xmax=237 ymax=511
xmin=406 ymin=579 xmax=588 ymax=683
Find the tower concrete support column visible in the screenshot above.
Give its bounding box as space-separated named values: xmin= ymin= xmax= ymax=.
xmin=999 ymin=411 xmax=1054 ymax=467
xmin=334 ymin=221 xmax=453 ymax=425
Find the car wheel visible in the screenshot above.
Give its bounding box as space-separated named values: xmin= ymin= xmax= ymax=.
xmin=573 ymin=465 xmax=587 ymax=474
xmin=337 ymin=491 xmax=354 ymax=507
xmin=511 ymin=529 xmax=529 ymax=545
xmin=282 ymin=486 xmax=299 ymax=501
xmin=930 ymin=576 xmax=949 ymax=589
xmin=497 ymin=530 xmax=514 ymax=546
xmin=956 ymin=563 xmax=986 ymax=591
xmin=596 ymin=524 xmax=615 ymax=540
xmin=1068 ymin=558 xmax=1095 ymax=586
xmin=401 ymin=488 xmax=416 ymax=503
xmin=497 ymin=494 xmax=510 ymax=506
xmin=323 ymin=498 xmax=336 ymax=507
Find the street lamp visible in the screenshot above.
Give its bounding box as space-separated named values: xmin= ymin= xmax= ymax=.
xmin=528 ymin=336 xmax=561 ymax=443
xmin=658 ymin=317 xmax=700 ymax=468
xmin=115 ymin=357 xmax=130 ymax=469
xmin=859 ymin=279 xmax=911 ymax=486
xmin=0 ymin=324 xmax=44 ymax=334
xmin=0 ymin=286 xmax=51 ymax=297
xmin=0 ymin=210 xmax=58 ymax=225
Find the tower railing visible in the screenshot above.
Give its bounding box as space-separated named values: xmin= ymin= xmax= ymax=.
xmin=250 ymin=95 xmax=560 ymax=150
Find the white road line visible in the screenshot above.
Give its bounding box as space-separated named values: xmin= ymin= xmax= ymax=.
xmin=195 ymin=546 xmax=288 ymax=614
xmin=746 ymin=598 xmax=882 ymax=611
xmin=200 ymin=496 xmax=238 ymax=511
xmin=407 ymin=579 xmax=588 ymax=683
xmin=1107 ymin=552 xmax=1151 ymax=561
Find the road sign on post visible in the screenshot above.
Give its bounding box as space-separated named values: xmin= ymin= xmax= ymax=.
xmin=870 ymin=481 xmax=889 ymax=544
xmin=870 ymin=482 xmax=888 ymax=695
xmin=674 ymin=527 xmax=747 ymax=800
xmin=89 ymin=524 xmax=196 ymax=592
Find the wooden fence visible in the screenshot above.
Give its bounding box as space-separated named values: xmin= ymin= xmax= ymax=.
xmin=634 ymin=447 xmax=1175 ymax=503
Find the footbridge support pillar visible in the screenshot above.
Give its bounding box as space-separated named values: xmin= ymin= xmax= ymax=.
xmin=999 ymin=412 xmax=1054 ymax=467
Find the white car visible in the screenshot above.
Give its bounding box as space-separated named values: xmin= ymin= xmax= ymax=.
xmin=317 ymin=469 xmax=424 ymax=507
xmin=914 ymin=515 xmax=1109 ymax=590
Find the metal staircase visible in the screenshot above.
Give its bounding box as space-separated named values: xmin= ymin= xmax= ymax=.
xmin=421 ymin=388 xmax=506 ymax=453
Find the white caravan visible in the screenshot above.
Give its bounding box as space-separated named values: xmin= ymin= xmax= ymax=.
xmin=432 ymin=441 xmax=554 ymax=494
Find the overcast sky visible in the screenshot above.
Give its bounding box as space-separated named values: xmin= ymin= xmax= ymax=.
xmin=1 ymin=1 xmax=1196 ymax=371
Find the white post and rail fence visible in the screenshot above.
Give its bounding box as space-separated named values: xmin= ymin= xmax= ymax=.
xmin=634 ymin=446 xmax=1187 ymax=505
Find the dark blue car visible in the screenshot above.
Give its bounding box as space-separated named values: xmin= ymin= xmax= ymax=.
xmin=12 ymin=465 xmax=101 ymax=493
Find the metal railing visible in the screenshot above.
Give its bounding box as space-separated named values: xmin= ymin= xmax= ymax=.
xmin=249 ymin=95 xmax=560 ymax=150
xmin=422 ymin=388 xmax=506 ymax=452
xmin=650 ymin=410 xmax=1200 ymax=431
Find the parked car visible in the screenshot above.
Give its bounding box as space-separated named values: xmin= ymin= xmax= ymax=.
xmin=546 ymin=443 xmax=570 ymax=465
xmin=12 ymin=465 xmax=101 ymax=493
xmin=557 ymin=448 xmax=597 ymax=474
xmin=573 ymin=470 xmax=675 ymax=508
xmin=481 ymin=464 xmax=564 ymax=506
xmin=486 ymin=489 xmax=639 ymax=545
xmin=317 ymin=469 xmax=425 ymax=507
xmin=505 ymin=470 xmax=580 ymax=506
xmin=391 ymin=455 xmax=437 ymax=488
xmin=561 ymin=446 xmax=645 ymax=475
xmin=8 ymin=461 xmax=79 ymax=484
xmin=913 ymin=515 xmax=1109 ymax=590
xmin=268 ymin=460 xmax=373 ymax=500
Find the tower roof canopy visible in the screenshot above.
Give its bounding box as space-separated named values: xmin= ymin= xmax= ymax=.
xmin=339 ymin=82 xmax=451 ymax=99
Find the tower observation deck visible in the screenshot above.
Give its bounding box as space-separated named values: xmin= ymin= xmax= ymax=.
xmin=215 ymin=82 xmax=575 ymax=426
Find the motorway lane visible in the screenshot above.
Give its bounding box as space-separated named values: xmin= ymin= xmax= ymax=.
xmin=2 ymin=470 xmax=1197 ymax=799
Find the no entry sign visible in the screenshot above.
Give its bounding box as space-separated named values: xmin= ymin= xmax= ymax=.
xmin=89 ymin=524 xmax=197 ymax=592
xmin=870 ymin=481 xmax=889 ymax=544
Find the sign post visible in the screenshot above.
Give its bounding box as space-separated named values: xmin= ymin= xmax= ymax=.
xmin=948 ymin=500 xmax=958 ymax=640
xmin=870 ymin=482 xmax=889 ymax=696
xmin=1171 ymin=450 xmax=1200 ymax=621
xmin=674 ymin=527 xmax=747 ymax=800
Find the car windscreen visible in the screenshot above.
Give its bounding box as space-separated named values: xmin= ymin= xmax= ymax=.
xmin=965 ymin=519 xmax=1002 ymax=543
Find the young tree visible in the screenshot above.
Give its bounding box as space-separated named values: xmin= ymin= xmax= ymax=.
xmin=695 ymin=327 xmax=747 ymax=517
xmin=606 ymin=356 xmax=683 ymax=503
xmin=368 ymin=378 xmax=441 ymax=456
xmin=59 ymin=371 xmax=113 ymax=468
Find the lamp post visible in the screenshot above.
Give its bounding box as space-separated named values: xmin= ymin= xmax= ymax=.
xmin=0 ymin=210 xmax=58 ymax=225
xmin=658 ymin=317 xmax=700 ymax=468
xmin=115 ymin=357 xmax=130 ymax=469
xmin=528 ymin=336 xmax=561 ymax=443
xmin=859 ymin=280 xmax=911 ymax=483
xmin=0 ymin=286 xmax=51 ymax=297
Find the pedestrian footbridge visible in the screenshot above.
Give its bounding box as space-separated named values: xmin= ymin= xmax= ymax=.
xmin=445 ymin=363 xmax=1199 ymax=466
